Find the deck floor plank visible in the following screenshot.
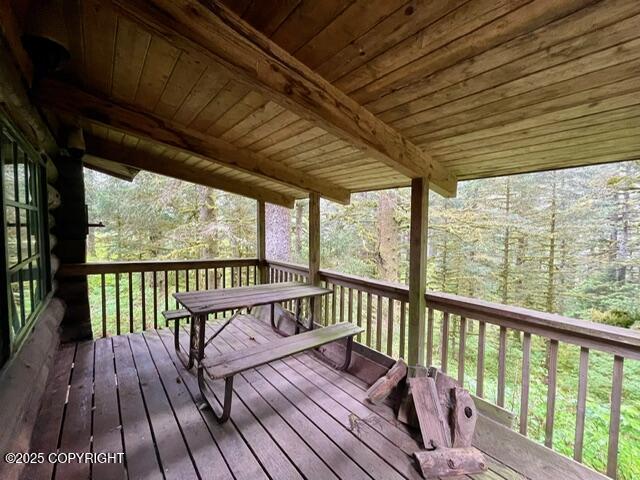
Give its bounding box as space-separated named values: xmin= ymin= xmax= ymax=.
xmin=142 ymin=330 xmax=234 ymax=480
xmin=156 ymin=329 xmax=269 ymax=480
xmin=112 ymin=335 xmax=163 ymax=480
xmin=21 ymin=343 xmax=76 ymax=480
xmin=26 ymin=322 xmax=529 ymax=480
xmin=92 ymin=337 xmax=126 ymax=480
xmin=207 ymin=333 xmax=349 ymax=480
xmin=216 ymin=322 xmax=419 ymax=480
xmin=56 ymin=341 xmax=94 ymax=480
xmin=128 ymin=333 xmax=199 ymax=480
xmin=174 ymin=326 xmax=305 ymax=480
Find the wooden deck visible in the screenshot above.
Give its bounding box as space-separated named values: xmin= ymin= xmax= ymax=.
xmin=24 ymin=315 xmax=529 ymax=480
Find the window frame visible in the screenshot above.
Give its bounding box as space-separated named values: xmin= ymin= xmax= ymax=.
xmin=1 ymin=115 xmax=51 ymax=363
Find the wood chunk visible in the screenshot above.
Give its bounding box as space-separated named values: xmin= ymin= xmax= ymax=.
xmin=366 ymin=359 xmax=408 ymax=404
xmin=414 ymin=447 xmax=487 ymax=478
xmin=411 ymin=376 xmax=451 ymax=449
xmin=451 ymin=387 xmax=476 ymax=448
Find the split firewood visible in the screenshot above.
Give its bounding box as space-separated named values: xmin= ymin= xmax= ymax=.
xmin=414 ymin=447 xmax=487 ymax=478
xmin=366 ymin=358 xmax=408 ymax=404
xmin=411 ymin=376 xmax=451 ymax=449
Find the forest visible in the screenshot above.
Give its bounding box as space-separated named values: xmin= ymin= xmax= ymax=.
xmin=84 ymin=160 xmax=639 ymax=478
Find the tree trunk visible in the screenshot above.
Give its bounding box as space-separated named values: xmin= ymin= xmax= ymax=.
xmin=295 ymin=201 xmax=303 ymax=261
xmin=198 ymin=187 xmax=218 ymax=258
xmin=377 ymin=190 xmax=398 ymax=282
xmin=546 ymin=172 xmax=557 ymax=313
xmin=266 ymin=203 xmax=291 ymax=261
xmin=500 ymin=178 xmax=511 ymax=304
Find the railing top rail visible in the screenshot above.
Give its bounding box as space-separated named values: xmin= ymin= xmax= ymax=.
xmin=427 ymin=291 xmax=640 ymax=360
xmin=59 ymin=258 xmax=259 ymax=276
xmin=267 ymin=260 xmax=640 ymax=359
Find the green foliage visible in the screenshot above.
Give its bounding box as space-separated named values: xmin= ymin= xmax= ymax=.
xmin=84 ymin=160 xmax=640 ymax=479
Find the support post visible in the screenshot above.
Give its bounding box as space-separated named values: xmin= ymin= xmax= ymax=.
xmin=257 ymin=200 xmax=267 ymax=283
xmin=309 ymin=193 xmax=321 ymax=324
xmin=408 ymin=177 xmax=429 ymax=368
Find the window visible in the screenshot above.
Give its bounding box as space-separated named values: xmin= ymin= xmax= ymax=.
xmin=1 ymin=118 xmax=50 ymax=365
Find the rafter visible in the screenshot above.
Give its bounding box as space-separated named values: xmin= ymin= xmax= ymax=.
xmin=35 ymin=79 xmax=350 ymax=204
xmin=109 ymin=0 xmax=456 ymax=197
xmin=83 ymin=134 xmax=296 ymax=208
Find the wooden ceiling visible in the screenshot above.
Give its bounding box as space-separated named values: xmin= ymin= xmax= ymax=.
xmin=10 ymin=0 xmax=640 ymax=206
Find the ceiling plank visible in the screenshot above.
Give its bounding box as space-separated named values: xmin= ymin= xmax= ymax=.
xmin=35 ymin=79 xmax=349 ymax=204
xmin=109 ymin=0 xmax=456 ymax=197
xmin=84 ymin=133 xmax=296 ymax=208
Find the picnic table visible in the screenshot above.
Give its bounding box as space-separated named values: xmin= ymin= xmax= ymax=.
xmin=171 ymin=282 xmax=363 ymax=422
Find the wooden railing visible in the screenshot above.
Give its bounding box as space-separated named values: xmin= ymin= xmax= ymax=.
xmin=267 ymin=260 xmax=638 ymax=479
xmin=59 ymin=258 xmax=259 ymax=337
xmin=61 ymin=257 xmax=637 ymax=478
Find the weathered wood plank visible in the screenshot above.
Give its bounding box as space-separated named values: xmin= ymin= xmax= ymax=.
xmin=574 ymin=347 xmax=589 ymax=462
xmin=112 ymin=335 xmax=163 ymax=480
xmin=56 ymin=341 xmax=94 ymax=480
xmin=128 ymin=333 xmax=198 ymax=479
xmin=607 ymin=355 xmax=624 ymax=478
xmin=92 ymin=338 xmax=126 ymax=480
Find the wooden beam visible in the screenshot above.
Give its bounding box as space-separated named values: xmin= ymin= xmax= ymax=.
xmin=308 ymin=193 xmax=321 ymax=324
xmin=83 ymin=134 xmax=296 ymax=208
xmin=256 ymin=200 xmax=268 ymax=283
xmin=109 ymin=0 xmax=456 ymax=197
xmin=35 ymin=79 xmax=351 ymax=204
xmin=408 ymin=177 xmax=429 ymax=367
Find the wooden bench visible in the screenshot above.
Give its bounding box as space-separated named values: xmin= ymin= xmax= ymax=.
xmin=198 ymin=321 xmax=363 ymax=422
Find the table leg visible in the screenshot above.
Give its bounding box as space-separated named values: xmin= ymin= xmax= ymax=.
xmin=175 ymin=315 xmax=195 ymax=370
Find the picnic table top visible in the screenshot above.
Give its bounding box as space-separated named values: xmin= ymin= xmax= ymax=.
xmin=173 ymin=281 xmax=332 ymax=315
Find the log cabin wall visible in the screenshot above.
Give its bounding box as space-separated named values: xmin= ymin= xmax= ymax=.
xmin=52 ymin=153 xmax=92 ymax=341
xmin=0 ymin=16 xmax=68 ymax=478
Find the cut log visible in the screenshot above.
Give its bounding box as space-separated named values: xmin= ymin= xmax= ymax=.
xmin=411 ymin=376 xmax=451 ymax=449
xmin=451 ymin=387 xmax=476 ymax=448
xmin=414 ymin=447 xmax=487 ymax=478
xmin=366 ymin=358 xmax=408 ymax=404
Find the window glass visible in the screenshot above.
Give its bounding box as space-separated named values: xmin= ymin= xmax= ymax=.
xmin=1 ymin=122 xmax=50 ymax=358
xmin=6 ymin=207 xmax=17 ymax=267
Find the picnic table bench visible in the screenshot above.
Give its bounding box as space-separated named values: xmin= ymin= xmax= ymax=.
xmin=171 ymin=282 xmax=362 ymax=422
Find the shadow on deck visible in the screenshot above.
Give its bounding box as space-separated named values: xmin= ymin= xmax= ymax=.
xmin=23 ymin=315 xmax=604 ymax=480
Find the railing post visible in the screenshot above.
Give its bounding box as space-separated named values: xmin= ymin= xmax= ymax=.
xmin=257 ymin=200 xmax=268 ymax=284
xmin=309 ymin=193 xmax=321 ymax=325
xmin=408 ymin=177 xmax=429 ymax=368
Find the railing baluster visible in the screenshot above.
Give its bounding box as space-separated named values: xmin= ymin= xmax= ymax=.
xmin=375 ymin=295 xmax=383 ymax=352
xmin=205 ymin=268 xmax=209 ymax=290
xmin=366 ymin=292 xmax=373 ymax=347
xmin=339 ymin=285 xmax=345 ymax=322
xmin=498 ymin=326 xmax=507 ymax=407
xmin=163 ymin=270 xmax=168 ymax=318
xmin=153 ymin=271 xmax=158 ymax=329
xmin=115 ymin=273 xmax=120 ymax=336
xmin=128 ymin=271 xmax=134 ymax=333
xmin=400 ymin=302 xmax=406 ymax=359
xmin=222 ymin=267 xmax=227 ymax=288
xmin=545 ymin=339 xmax=559 ymax=448
xmin=458 ymin=316 xmax=466 ymax=385
xmin=356 ymin=290 xmax=362 ymax=343
xmin=477 ymin=321 xmax=485 ymax=397
xmin=348 ymin=288 xmax=353 ymax=326
xmin=100 ymin=273 xmax=106 ymax=337
xmin=607 ymin=355 xmax=624 ymax=479
xmin=141 ymin=272 xmax=146 ymax=331
xmin=174 ymin=269 xmax=179 ymax=309
xmin=520 ymin=332 xmax=531 ymax=435
xmin=195 ymin=268 xmax=200 ymax=290
xmin=441 ymin=312 xmax=449 ymax=373
xmin=387 ymin=299 xmax=394 ymax=356
xmin=186 ymin=269 xmax=190 ymax=291
xmin=332 ymin=284 xmax=337 ymax=324
xmin=323 ymin=282 xmax=329 ymax=326
xmin=426 ymin=308 xmax=434 ymax=366
xmin=574 ymin=347 xmax=589 ymax=461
